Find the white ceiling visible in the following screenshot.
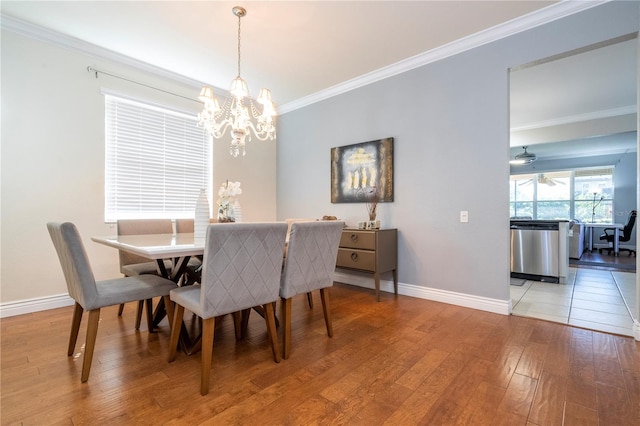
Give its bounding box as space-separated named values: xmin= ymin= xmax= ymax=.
xmin=2 ymin=1 xmax=637 ymax=160
xmin=510 ymin=36 xmax=637 ymax=158
xmin=1 ymin=0 xmax=558 ymax=107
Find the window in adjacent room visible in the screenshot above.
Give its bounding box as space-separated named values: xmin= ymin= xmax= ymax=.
xmin=509 ymin=167 xmax=614 ymax=222
xmin=104 ymin=92 xmax=211 ymax=222
xmin=574 ymin=168 xmax=614 ymax=223
xmin=509 ymin=173 xmax=534 ymax=218
xmin=535 ymin=171 xmax=571 ymax=220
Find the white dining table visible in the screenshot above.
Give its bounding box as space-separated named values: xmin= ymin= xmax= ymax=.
xmin=583 ymin=222 xmax=624 ymax=254
xmin=92 ymin=232 xmax=205 ymax=353
xmin=92 ymin=232 xmax=205 ymax=282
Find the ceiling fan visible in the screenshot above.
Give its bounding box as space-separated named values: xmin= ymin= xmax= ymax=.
xmin=537 ymin=174 xmax=565 ymax=186
xmin=510 ymin=146 xmax=537 ymax=165
xmin=518 ymin=173 xmax=566 ymax=187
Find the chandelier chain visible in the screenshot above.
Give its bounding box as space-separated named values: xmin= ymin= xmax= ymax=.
xmin=237 ymin=13 xmax=242 ymax=77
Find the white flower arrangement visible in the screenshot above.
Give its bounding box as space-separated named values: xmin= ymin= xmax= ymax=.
xmin=218 ymin=180 xmax=242 ymax=200
xmin=217 ymin=180 xmax=242 ymax=222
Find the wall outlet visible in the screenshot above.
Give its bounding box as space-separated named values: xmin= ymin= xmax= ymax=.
xmin=460 ymin=211 xmax=469 ymax=223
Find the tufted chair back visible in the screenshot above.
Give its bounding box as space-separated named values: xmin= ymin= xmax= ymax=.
xmin=280 ymin=221 xmax=344 ymax=298
xmin=199 ymin=222 xmax=288 ymax=318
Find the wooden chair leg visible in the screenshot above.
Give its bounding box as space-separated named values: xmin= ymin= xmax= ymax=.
xmin=270 ymin=300 xmax=278 ymax=328
xmin=250 ymin=305 xmax=280 ymax=328
xmin=81 ymin=309 xmax=101 ymax=383
xmin=264 ymin=303 xmax=280 ymax=364
xmin=134 ymin=300 xmax=144 ymax=330
xmin=68 ymin=302 xmax=84 ymax=356
xmin=281 ymin=297 xmax=292 ymax=359
xmin=144 ymin=299 xmax=154 ymax=333
xmin=117 ymin=303 xmax=125 ymax=316
xmin=163 ymin=295 xmax=174 ymax=329
xmin=232 ymin=311 xmax=243 ymax=339
xmin=168 ymin=304 xmax=184 ymax=362
xmin=240 ymin=308 xmax=251 ymax=339
xmin=200 ymin=317 xmax=215 ymax=396
xmin=320 ymin=288 xmax=333 ymax=337
xmin=306 ymin=292 xmax=313 ymax=308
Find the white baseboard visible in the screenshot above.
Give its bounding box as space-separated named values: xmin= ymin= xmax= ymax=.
xmin=2 ymin=276 xmax=631 ymax=339
xmin=0 ymin=273 xmax=530 ymax=319
xmin=0 ymin=294 xmax=74 ymax=318
xmin=333 ymin=271 xmax=511 ymax=315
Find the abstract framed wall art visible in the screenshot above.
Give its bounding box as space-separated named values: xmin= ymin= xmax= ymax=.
xmin=331 ymin=137 xmax=394 ymax=203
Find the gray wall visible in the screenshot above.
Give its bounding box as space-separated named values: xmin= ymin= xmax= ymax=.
xmin=276 ymin=2 xmax=639 ymax=304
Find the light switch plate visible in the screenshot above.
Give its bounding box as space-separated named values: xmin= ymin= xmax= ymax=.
xmin=460 ymin=211 xmax=469 ymax=223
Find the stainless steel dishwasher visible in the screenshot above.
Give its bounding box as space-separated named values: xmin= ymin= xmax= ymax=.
xmin=510 ymin=220 xmax=569 ymax=283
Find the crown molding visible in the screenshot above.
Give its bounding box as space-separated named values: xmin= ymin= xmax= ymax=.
xmin=0 ymin=13 xmax=206 ymax=90
xmin=278 ymin=0 xmax=607 ymax=114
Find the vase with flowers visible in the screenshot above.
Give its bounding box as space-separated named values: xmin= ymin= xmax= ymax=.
xmin=217 ymin=180 xmax=242 ymax=222
xmin=356 ymin=186 xmax=380 ymax=229
xmin=366 ymin=187 xmax=380 ymax=229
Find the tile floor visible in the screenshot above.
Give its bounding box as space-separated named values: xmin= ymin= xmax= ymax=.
xmin=511 ymin=267 xmax=637 ymax=336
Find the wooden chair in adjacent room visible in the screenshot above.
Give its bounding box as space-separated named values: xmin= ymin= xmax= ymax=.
xmin=116 ymin=219 xmax=174 ymax=331
xmin=47 ymin=222 xmax=177 ymax=382
xmin=279 ymin=221 xmax=344 ymax=359
xmin=168 ymin=222 xmax=288 ymax=395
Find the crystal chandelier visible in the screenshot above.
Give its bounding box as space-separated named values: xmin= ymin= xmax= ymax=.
xmin=198 ymin=6 xmax=276 ymax=157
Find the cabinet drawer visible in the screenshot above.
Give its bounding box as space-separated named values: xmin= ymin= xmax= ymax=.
xmin=336 ymin=248 xmax=375 ymax=272
xmin=339 ymin=231 xmax=376 ymax=250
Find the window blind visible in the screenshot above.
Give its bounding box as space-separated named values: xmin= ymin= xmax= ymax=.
xmin=104 ymin=94 xmax=211 ymax=222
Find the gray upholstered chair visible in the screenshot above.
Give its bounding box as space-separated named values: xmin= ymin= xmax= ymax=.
xmin=285 ymin=218 xmax=318 ymax=307
xmin=175 ymin=218 xmax=194 ymax=233
xmin=47 ymin=222 xmax=177 ymax=382
xmin=116 ymin=219 xmax=174 ymax=330
xmin=168 ymin=222 xmax=288 ymax=395
xmin=280 ymin=221 xmax=344 ymax=359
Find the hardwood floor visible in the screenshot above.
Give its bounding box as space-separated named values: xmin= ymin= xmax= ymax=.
xmin=2 ymin=283 xmax=639 ymax=425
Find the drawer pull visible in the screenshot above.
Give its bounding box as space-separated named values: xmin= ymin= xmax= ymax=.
xmin=350 ymin=234 xmax=359 ymax=242
xmin=350 ymin=252 xmax=358 ymax=262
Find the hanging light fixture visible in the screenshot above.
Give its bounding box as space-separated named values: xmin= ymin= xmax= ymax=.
xmin=197 ymin=6 xmax=276 ymax=157
xmin=510 ymin=146 xmax=537 ymax=165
